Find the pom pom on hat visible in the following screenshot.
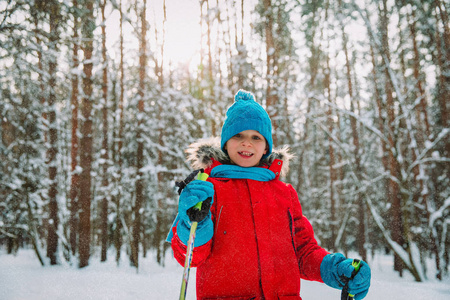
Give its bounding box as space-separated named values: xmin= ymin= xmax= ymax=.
xmin=234 ymin=90 xmax=255 ymax=101
xmin=221 ymin=90 xmax=273 ymax=159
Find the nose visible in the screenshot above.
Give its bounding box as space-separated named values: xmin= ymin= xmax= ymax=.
xmin=241 ymin=138 xmax=252 ymax=147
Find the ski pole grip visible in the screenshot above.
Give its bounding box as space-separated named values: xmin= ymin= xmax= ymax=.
xmin=193 ymin=172 xmax=209 ymax=210
xmin=352 ymin=259 xmax=361 ymax=272
xmin=348 ymin=259 xmax=361 ymax=298
xmin=197 ymin=172 xmax=209 ymax=182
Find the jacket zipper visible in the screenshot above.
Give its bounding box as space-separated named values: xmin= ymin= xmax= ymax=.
xmin=288 ymin=209 xmax=296 ymax=252
xmin=247 ymin=180 xmax=265 ymax=298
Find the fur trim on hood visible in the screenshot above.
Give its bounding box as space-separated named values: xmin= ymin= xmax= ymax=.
xmin=185 ymin=137 xmax=294 ymax=178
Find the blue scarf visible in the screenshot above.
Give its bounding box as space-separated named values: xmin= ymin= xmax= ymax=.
xmin=210 ymin=164 xmax=275 ymax=182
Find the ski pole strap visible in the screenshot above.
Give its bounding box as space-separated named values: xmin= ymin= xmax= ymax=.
xmin=341 ymin=259 xmax=361 ymax=300
xmin=175 ymin=168 xmax=205 ymax=195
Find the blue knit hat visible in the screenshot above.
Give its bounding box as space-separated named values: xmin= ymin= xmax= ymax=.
xmin=221 ymin=90 xmax=273 ymax=159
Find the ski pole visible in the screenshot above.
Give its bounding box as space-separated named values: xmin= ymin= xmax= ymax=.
xmin=179 ymin=172 xmax=209 ymax=300
xmin=341 ymin=259 xmax=361 ymax=300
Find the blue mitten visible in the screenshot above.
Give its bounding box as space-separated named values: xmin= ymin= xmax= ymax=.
xmin=177 ymin=180 xmax=214 ymax=247
xmin=320 ymin=253 xmax=371 ymax=300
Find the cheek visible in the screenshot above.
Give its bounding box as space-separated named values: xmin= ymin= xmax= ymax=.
xmin=226 ymin=140 xmax=239 ymax=151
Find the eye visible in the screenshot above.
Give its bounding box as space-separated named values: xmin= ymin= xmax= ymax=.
xmin=252 ymin=135 xmax=262 ymax=140
xmin=233 ymin=133 xmax=242 ymax=138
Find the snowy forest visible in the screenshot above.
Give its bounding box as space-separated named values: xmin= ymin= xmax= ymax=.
xmin=0 ymin=0 xmax=449 ymax=285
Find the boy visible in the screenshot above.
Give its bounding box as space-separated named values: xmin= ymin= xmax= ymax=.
xmin=169 ymin=90 xmax=371 ymax=300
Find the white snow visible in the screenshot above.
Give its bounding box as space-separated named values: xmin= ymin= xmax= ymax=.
xmin=0 ymin=249 xmax=449 ymax=300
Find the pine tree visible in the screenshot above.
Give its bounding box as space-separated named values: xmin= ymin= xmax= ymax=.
xmin=130 ymin=0 xmax=148 ymax=269
xmin=100 ymin=0 xmax=110 ymax=263
xmin=78 ymin=0 xmax=95 ymax=269
xmin=69 ymin=0 xmax=81 ymax=257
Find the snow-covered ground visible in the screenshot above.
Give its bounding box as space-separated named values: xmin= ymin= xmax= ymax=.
xmin=0 ymin=249 xmax=449 ymax=300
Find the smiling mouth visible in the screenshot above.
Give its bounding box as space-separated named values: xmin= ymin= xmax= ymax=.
xmin=239 ymin=151 xmax=254 ymax=157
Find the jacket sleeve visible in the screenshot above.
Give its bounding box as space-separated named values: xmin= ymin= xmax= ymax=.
xmin=170 ymin=225 xmax=212 ymax=267
xmin=289 ymin=185 xmax=329 ymax=282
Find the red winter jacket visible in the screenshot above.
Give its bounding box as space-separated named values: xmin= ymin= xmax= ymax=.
xmin=171 ymin=138 xmax=328 ymax=300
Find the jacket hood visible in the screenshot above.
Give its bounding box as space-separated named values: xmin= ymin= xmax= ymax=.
xmin=185 ymin=137 xmax=294 ymax=178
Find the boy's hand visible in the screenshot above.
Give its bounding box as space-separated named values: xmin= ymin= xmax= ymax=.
xmin=320 ymin=253 xmax=371 ymax=300
xmin=186 ymin=197 xmax=212 ymax=223
xmin=178 ymin=180 xmax=214 ymax=224
xmin=176 ymin=180 xmax=214 ymax=246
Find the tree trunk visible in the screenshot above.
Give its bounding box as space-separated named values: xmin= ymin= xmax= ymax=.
xmin=215 ymin=0 xmax=224 ymax=93
xmin=78 ymin=0 xmax=95 ymax=269
xmin=263 ymin=0 xmax=278 ymax=146
xmin=69 ymin=0 xmax=80 ymax=257
xmin=153 ymin=0 xmax=165 ymax=87
xmin=338 ymin=0 xmax=365 ymax=260
xmin=114 ymin=0 xmax=125 ymax=265
xmin=431 ymin=1 xmax=450 ymax=277
xmin=27 ymin=213 xmax=45 ymax=266
xmin=368 ymin=38 xmax=391 ymax=240
xmin=206 ymin=0 xmax=213 ymax=88
xmin=434 ymin=0 xmax=449 ymax=129
xmin=236 ymin=0 xmax=245 ymax=89
xmin=100 ymin=0 xmax=109 ymax=263
xmin=46 ymin=1 xmax=60 ymax=266
xmin=130 ymin=0 xmax=147 ymax=269
xmin=324 ymin=1 xmax=336 ymax=251
xmin=401 ymin=1 xmax=440 ymax=279
xmin=224 ymin=1 xmax=234 ymax=89
xmin=198 ymin=0 xmax=206 ymax=94
xmin=296 ymin=2 xmax=319 ymax=197
xmin=205 ymin=0 xmax=217 ymax=135
xmin=33 ymin=2 xmax=47 ymax=133
xmin=380 ymin=0 xmax=405 ymax=275
xmin=408 ymin=8 xmax=430 ymax=138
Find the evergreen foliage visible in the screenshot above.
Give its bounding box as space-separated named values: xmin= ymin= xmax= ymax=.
xmin=0 ymin=0 xmax=448 ymax=280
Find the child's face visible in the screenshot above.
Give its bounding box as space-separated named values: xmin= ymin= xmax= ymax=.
xmin=224 ymin=130 xmax=268 ymax=167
